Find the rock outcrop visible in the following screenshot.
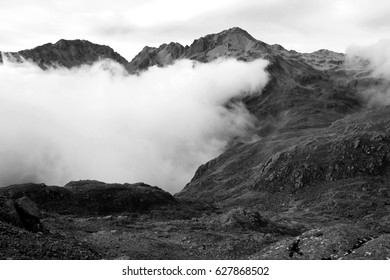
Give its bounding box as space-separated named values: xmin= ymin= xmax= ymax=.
xmin=127 ymin=42 xmax=186 ymax=72
xmin=0 ymin=195 xmax=42 ymax=232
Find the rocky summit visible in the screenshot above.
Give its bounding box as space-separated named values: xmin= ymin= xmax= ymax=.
xmin=1 ymin=39 xmax=128 ymax=69
xmin=1 ymin=27 xmax=390 ymax=260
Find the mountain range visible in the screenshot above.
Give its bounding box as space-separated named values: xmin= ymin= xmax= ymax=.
xmin=1 ymin=27 xmax=390 ymax=260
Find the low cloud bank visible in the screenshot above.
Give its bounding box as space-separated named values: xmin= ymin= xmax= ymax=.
xmin=347 ymin=39 xmax=390 ymax=106
xmin=0 ymin=57 xmax=268 ymax=193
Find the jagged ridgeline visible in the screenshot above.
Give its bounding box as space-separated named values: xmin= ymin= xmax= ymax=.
xmin=1 ymin=27 xmax=390 ymax=260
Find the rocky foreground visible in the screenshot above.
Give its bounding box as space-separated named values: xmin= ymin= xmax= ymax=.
xmin=0 ymin=177 xmax=389 ymax=260
xmin=1 ymin=27 xmax=390 ymax=259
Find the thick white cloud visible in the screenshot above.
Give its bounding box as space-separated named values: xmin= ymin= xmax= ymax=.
xmin=0 ymin=57 xmax=268 ymax=192
xmin=347 ymin=39 xmax=390 ymax=106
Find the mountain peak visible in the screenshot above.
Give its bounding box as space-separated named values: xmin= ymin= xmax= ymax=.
xmin=184 ymin=27 xmax=269 ymax=62
xmin=53 ymin=39 xmax=93 ymax=48
xmin=217 ymin=27 xmax=257 ymax=41
xmin=126 ymin=27 xmax=271 ymax=72
xmin=2 ymin=39 xmax=128 ymax=69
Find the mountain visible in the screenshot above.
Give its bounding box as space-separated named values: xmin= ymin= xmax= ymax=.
xmin=126 ymin=42 xmax=186 ymax=72
xmin=1 ymin=27 xmax=390 ymax=260
xmin=128 ymin=27 xmax=370 ymax=136
xmin=0 ymin=39 xmax=128 ymax=69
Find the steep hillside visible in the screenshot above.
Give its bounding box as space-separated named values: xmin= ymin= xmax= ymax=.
xmin=173 ymin=29 xmax=389 ymax=211
xmin=177 ymin=106 xmax=390 ymax=212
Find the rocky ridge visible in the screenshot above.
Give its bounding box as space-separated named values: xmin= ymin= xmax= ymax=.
xmin=1 ymin=39 xmax=128 ymax=69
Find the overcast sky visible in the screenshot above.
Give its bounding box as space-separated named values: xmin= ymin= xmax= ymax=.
xmin=1 ymin=0 xmax=390 ymax=60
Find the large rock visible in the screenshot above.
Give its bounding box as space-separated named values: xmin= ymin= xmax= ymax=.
xmin=15 ymin=196 xmax=42 ymax=232
xmin=0 ymin=196 xmax=22 ymax=227
xmin=218 ymin=207 xmax=304 ymax=235
xmin=0 ymin=195 xmax=43 ymax=232
xmin=15 ymin=196 xmax=40 ymax=218
xmin=0 ymin=183 xmax=74 ymax=215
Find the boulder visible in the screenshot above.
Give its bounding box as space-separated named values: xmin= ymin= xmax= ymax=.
xmin=0 ymin=196 xmax=22 ymax=227
xmin=15 ymin=196 xmax=42 ymax=232
xmin=218 ymin=207 xmax=304 ymax=235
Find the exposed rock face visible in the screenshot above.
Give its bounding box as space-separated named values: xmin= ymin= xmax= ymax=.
xmin=128 ymin=27 xmax=269 ymax=69
xmin=127 ymin=42 xmax=185 ymax=72
xmin=1 ymin=39 xmax=128 ymax=69
xmin=184 ymin=27 xmax=269 ymax=62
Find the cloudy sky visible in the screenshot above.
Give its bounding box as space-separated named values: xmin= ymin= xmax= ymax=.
xmin=1 ymin=0 xmax=390 ymax=60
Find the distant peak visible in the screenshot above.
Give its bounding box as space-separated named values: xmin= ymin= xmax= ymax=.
xmin=216 ymin=27 xmax=257 ymax=40
xmin=313 ymin=49 xmax=332 ymax=54
xmin=54 ymin=39 xmax=89 ymax=45
xmin=226 ymin=27 xmax=247 ymax=33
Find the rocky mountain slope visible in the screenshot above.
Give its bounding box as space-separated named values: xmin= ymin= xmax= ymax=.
xmin=1 ymin=27 xmax=390 ymax=259
xmin=0 ymin=39 xmax=128 ymax=69
xmin=127 ymin=27 xmax=371 ymax=136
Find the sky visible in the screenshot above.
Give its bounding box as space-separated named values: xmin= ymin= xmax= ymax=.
xmin=1 ymin=0 xmax=390 ymax=60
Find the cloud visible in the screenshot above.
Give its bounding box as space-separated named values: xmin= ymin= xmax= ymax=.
xmin=346 ymin=39 xmax=390 ymax=106
xmin=347 ymin=39 xmax=390 ymax=78
xmin=0 ymin=57 xmax=269 ymax=193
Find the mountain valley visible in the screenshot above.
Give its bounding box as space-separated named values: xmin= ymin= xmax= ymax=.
xmin=1 ymin=27 xmax=390 ymax=260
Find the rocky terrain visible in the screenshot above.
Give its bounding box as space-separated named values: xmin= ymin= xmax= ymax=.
xmin=1 ymin=27 xmax=390 ymax=259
